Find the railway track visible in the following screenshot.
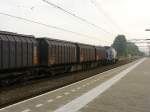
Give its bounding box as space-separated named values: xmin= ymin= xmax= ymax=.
xmin=0 ymin=58 xmax=137 ymax=109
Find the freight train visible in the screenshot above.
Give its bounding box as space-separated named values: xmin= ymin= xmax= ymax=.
xmin=0 ymin=31 xmax=117 ymax=85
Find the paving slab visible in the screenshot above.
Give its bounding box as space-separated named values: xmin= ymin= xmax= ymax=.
xmin=79 ymin=58 xmax=149 ymax=112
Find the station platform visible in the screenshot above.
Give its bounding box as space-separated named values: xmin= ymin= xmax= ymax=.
xmin=0 ymin=58 xmax=149 ymax=112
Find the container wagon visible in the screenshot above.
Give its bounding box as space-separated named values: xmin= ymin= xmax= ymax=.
xmin=0 ymin=31 xmax=38 ymax=84
xmin=95 ymin=46 xmax=106 ymax=65
xmin=75 ymin=43 xmax=96 ymax=70
xmin=37 ymin=38 xmax=77 ymax=75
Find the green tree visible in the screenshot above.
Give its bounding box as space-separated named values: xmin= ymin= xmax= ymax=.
xmin=127 ymin=42 xmax=144 ymax=56
xmin=112 ymin=35 xmax=127 ymax=57
xmin=127 ymin=42 xmax=139 ymax=56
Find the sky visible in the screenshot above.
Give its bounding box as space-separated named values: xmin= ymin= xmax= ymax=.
xmin=0 ymin=0 xmax=150 ymax=49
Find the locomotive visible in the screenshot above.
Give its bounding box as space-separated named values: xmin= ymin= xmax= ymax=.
xmin=0 ymin=31 xmax=117 ymax=85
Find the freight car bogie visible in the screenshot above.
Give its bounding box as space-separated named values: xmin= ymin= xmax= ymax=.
xmin=70 ymin=61 xmax=98 ymax=72
xmin=0 ymin=67 xmax=39 ymax=86
xmin=38 ymin=64 xmax=73 ymax=76
xmin=38 ymin=61 xmax=98 ymax=77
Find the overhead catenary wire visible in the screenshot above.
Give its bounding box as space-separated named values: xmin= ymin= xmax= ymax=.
xmin=42 ymin=0 xmax=114 ymax=36
xmin=0 ymin=12 xmax=111 ymax=44
xmin=90 ymin=0 xmax=123 ymax=33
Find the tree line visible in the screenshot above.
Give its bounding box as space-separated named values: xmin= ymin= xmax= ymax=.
xmin=112 ymin=35 xmax=144 ymax=58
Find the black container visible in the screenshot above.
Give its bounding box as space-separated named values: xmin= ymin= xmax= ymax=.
xmin=14 ymin=36 xmax=22 ymax=68
xmin=76 ymin=43 xmax=96 ymax=63
xmin=95 ymin=46 xmax=106 ymax=61
xmin=0 ymin=37 xmax=1 ymax=69
xmin=37 ymin=38 xmax=77 ymax=66
xmin=1 ymin=35 xmax=9 ymax=69
xmin=7 ymin=35 xmax=16 ymax=68
xmin=0 ymin=31 xmax=38 ymax=71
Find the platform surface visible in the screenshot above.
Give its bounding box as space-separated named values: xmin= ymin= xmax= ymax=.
xmin=0 ymin=58 xmax=149 ymax=112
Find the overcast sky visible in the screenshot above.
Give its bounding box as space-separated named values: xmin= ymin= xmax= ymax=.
xmin=0 ymin=0 xmax=150 ymax=48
